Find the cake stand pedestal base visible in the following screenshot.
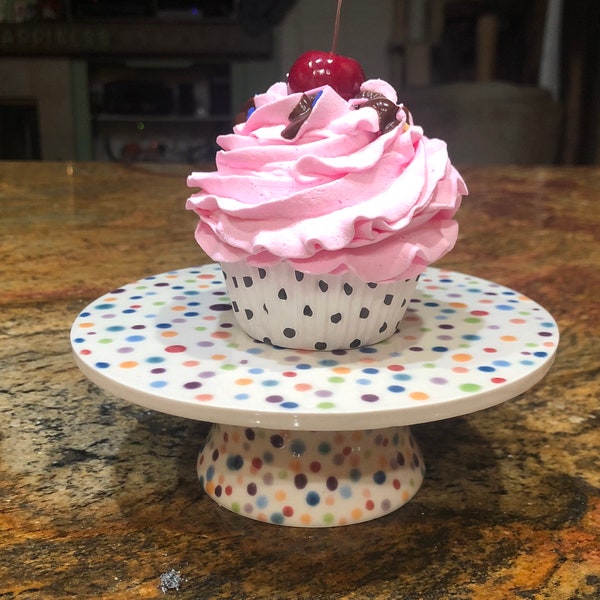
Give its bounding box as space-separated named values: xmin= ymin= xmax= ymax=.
xmin=197 ymin=424 xmax=425 ymax=527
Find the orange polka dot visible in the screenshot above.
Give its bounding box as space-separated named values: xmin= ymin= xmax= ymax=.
xmin=212 ymin=354 xmax=227 ymax=360
xmin=410 ymin=391 xmax=430 ymax=401
xmin=205 ymin=481 xmax=215 ymax=495
xmin=161 ymin=331 xmax=178 ymax=338
xmin=199 ymin=274 xmax=215 ymax=279
xmin=325 ymin=495 xmax=335 ymax=506
xmin=211 ymin=331 xmax=231 ymax=339
xmin=351 ymin=508 xmax=363 ymax=520
xmin=195 ymin=394 xmax=213 ymax=401
xmin=510 ymin=318 xmax=526 ymax=324
xmin=501 ymin=335 xmax=517 ymax=342
xmin=119 ymin=361 xmax=138 ymax=369
xmin=332 ymin=366 xmax=351 ymax=374
xmin=79 ymin=322 xmax=94 ymax=329
xmin=275 ymin=490 xmax=286 ymax=502
xmin=171 ymin=305 xmax=186 ymax=312
xmin=300 ymin=514 xmax=312 ymax=525
xmin=449 ymin=302 xmax=468 ymax=309
xmin=231 ymin=431 xmax=240 ymax=443
xmin=452 ymin=353 xmax=473 ymax=362
xmin=183 ymin=360 xmax=200 ymax=367
xmin=401 ymin=490 xmax=410 ymax=502
xmin=294 ymin=383 xmax=312 ymax=391
xmin=288 ymin=459 xmax=302 ymax=473
xmin=235 ymin=378 xmax=253 ymax=386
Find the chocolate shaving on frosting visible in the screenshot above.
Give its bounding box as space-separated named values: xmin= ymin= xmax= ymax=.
xmin=281 ymin=93 xmax=316 ymax=140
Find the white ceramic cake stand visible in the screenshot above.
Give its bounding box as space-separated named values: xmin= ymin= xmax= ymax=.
xmin=71 ymin=264 xmax=558 ymax=527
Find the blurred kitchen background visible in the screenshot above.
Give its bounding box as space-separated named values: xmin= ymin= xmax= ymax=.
xmin=0 ymin=0 xmax=598 ymax=165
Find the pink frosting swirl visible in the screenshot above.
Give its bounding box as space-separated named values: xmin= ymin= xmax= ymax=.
xmin=186 ymin=80 xmax=467 ymax=283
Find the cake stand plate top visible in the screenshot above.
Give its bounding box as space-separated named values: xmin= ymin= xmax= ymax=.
xmin=71 ymin=265 xmax=558 ymax=430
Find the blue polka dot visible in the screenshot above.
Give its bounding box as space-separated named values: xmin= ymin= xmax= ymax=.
xmin=296 ymin=363 xmax=311 ymax=370
xmin=235 ymin=393 xmax=249 ymax=400
xmin=533 ymin=351 xmax=548 ymax=358
xmin=96 ymin=303 xmax=115 ymax=310
xmin=388 ymin=385 xmax=405 ymax=393
xmin=281 ymin=401 xmax=299 ymax=409
xmin=492 ymin=360 xmax=511 ymax=367
xmin=146 ymin=356 xmax=165 ymax=363
xmin=478 ymin=366 xmax=495 ymax=372
xmin=393 ymin=373 xmax=411 ymax=381
xmin=150 ymin=381 xmax=168 ymax=388
xmin=107 ymin=325 xmax=126 ymax=332
xmin=432 ymin=346 xmax=448 ymax=352
xmin=306 ymin=491 xmax=320 ymax=506
xmin=249 ymin=368 xmax=264 ymax=374
xmin=95 ymin=362 xmax=110 ymax=369
xmin=462 ymin=334 xmax=481 ymax=341
xmin=125 ymin=335 xmax=145 ymax=342
xmin=339 ymin=485 xmax=352 ymax=499
xmin=357 ymin=378 xmax=372 ymax=385
xmin=362 ymin=368 xmax=379 ymax=374
xmin=256 ymin=495 xmax=268 ymax=509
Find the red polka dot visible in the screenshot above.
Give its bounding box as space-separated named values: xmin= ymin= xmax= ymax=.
xmin=365 ymin=500 xmax=375 ymax=511
xmin=165 ymin=345 xmax=186 ymax=353
xmin=283 ymin=371 xmax=297 ymax=377
xmin=483 ymin=347 xmax=498 ymax=353
xmin=491 ymin=377 xmax=506 ymax=384
xmin=388 ymin=364 xmax=405 ymax=372
xmin=282 ymin=506 xmax=294 ymax=517
xmin=393 ymin=479 xmax=401 ymax=490
xmin=310 ymin=461 xmax=322 ymax=472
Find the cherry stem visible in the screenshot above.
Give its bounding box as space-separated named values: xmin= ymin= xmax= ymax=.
xmin=331 ymin=0 xmax=342 ymax=54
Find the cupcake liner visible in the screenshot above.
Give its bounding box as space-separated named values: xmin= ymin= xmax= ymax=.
xmin=220 ymin=261 xmax=418 ymax=351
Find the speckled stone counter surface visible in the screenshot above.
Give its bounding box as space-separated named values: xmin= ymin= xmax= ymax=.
xmin=1 ymin=162 xmax=598 ymax=599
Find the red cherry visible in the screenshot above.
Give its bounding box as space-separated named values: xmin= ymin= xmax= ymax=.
xmin=288 ymin=50 xmax=365 ymax=101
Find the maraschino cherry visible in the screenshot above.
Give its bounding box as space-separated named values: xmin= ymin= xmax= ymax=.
xmin=287 ymin=0 xmax=365 ymax=101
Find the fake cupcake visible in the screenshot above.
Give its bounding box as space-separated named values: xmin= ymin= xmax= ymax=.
xmin=186 ymin=54 xmax=466 ymax=351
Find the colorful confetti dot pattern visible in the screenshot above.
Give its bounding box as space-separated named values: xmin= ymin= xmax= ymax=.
xmin=71 ymin=265 xmax=558 ymax=431
xmin=197 ymin=424 xmax=424 ymax=526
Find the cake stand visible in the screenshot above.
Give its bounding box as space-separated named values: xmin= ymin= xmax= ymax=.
xmin=71 ymin=265 xmax=558 ymax=527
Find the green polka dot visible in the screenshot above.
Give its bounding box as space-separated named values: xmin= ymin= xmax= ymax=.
xmin=99 ymin=338 xmax=113 ymax=344
xmin=323 ymin=513 xmax=335 ymax=524
xmin=423 ymin=363 xmax=436 ymax=368
xmin=464 ymin=317 xmax=481 ymax=324
xmin=220 ymin=364 xmax=236 ymax=370
xmin=328 ymin=376 xmax=345 ymax=383
xmin=317 ymin=402 xmax=335 ymax=410
xmin=230 ymin=502 xmax=241 ymax=513
xmin=460 ymin=383 xmax=482 ymax=393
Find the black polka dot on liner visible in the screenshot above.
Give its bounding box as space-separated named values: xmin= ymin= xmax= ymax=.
xmin=295 ymin=270 xmax=304 ymax=281
xmin=245 ymin=309 xmax=254 ymax=320
xmin=243 ymin=276 xmax=254 ymax=288
xmin=315 ymin=342 xmax=327 ymax=350
xmin=379 ymin=322 xmax=388 ymax=333
xmin=359 ymin=307 xmax=370 ymax=319
xmin=232 ymin=276 xmax=239 ymax=288
xmin=283 ymin=328 xmax=296 ymax=338
xmin=350 ymin=339 xmax=362 ymax=348
xmin=263 ymin=303 xmax=269 ymax=314
xmin=232 ymin=301 xmax=239 ymax=312
xmin=368 ymin=282 xmax=378 ymax=289
xmin=303 ymin=305 xmax=313 ymax=317
xmin=330 ymin=313 xmax=342 ymax=324
xmin=319 ymin=280 xmax=329 ymax=292
xmin=258 ymin=268 xmax=266 ymax=279
xmin=343 ymin=283 xmax=353 ymax=295
xmin=384 ymin=294 xmax=394 ymax=305
xmin=278 ymin=288 xmax=287 ymax=300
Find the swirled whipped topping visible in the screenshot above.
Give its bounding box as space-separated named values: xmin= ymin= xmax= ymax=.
xmin=186 ymin=79 xmax=467 ymax=283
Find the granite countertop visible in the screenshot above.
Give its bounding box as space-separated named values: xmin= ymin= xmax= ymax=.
xmin=1 ymin=162 xmax=598 ymax=599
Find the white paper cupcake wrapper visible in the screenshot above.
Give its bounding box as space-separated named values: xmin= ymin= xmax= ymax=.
xmin=220 ymin=262 xmax=418 ymax=351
